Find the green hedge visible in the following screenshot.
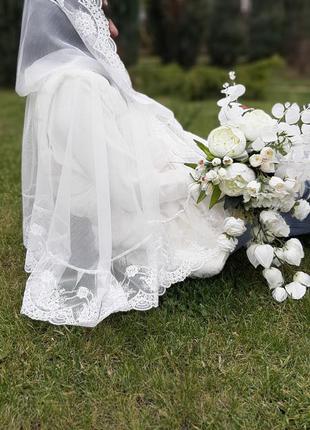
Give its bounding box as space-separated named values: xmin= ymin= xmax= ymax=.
xmin=130 ymin=56 xmax=285 ymax=101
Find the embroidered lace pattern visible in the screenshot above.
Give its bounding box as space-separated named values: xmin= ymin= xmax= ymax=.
xmin=50 ymin=0 xmax=126 ymax=71
xmin=21 ymin=224 xmax=228 ymax=326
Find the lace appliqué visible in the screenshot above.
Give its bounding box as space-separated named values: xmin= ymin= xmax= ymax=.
xmin=51 ymin=0 xmax=126 ymax=72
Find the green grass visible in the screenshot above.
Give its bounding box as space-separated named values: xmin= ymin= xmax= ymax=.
xmin=0 ymin=75 xmax=310 ymax=430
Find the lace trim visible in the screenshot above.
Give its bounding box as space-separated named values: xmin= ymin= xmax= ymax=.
xmin=21 ymin=223 xmax=231 ymax=326
xmin=50 ymin=0 xmax=126 ymax=72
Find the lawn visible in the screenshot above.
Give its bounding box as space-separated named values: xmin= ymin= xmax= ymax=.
xmin=0 ymin=74 xmax=310 ymax=430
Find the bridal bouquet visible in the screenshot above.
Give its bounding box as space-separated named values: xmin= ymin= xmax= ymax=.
xmin=187 ymin=72 xmax=310 ymax=302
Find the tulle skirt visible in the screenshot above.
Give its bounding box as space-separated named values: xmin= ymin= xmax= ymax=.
xmin=21 ymin=68 xmax=236 ymax=327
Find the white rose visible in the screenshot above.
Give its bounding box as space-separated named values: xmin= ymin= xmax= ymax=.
xmin=208 ymin=125 xmax=246 ymax=158
xmin=224 ymin=217 xmax=247 ymax=237
xmin=283 ymin=238 xmax=304 ymax=266
xmin=261 ymin=147 xmax=274 ymax=161
xmin=293 ymin=271 xmax=310 ymax=287
xmin=269 ymin=177 xmax=286 ymax=194
xmin=246 ymin=180 xmax=261 ymax=195
xmin=285 ymin=282 xmax=307 ymax=300
xmin=247 ymin=243 xmax=274 ymax=269
xmin=219 ymin=163 xmax=256 ymax=197
xmin=263 ymin=268 xmax=284 ymax=289
xmin=279 ymin=196 xmax=296 ymax=213
xmin=272 ymin=287 xmax=288 ymax=303
xmin=217 ymin=234 xmax=238 ymax=253
xmin=212 ymin=158 xmax=222 ymax=167
xmin=293 ymin=199 xmax=310 ymax=221
xmin=249 ymin=154 xmax=263 ymax=167
xmin=205 ymin=170 xmax=219 ymax=183
xmin=241 ymin=109 xmax=276 ymax=142
xmin=260 ymin=211 xmax=290 ymax=238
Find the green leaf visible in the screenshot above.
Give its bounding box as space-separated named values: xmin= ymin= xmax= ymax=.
xmin=209 ymin=185 xmax=222 ymax=209
xmin=197 ymin=190 xmax=207 ymax=204
xmin=194 ymin=140 xmax=214 ymax=160
xmin=184 ymin=163 xmax=198 ymax=170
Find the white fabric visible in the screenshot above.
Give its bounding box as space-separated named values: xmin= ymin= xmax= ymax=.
xmin=17 ymin=0 xmax=232 ymax=327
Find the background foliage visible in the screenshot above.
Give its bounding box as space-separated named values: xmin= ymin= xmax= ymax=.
xmin=0 ymin=0 xmax=23 ymax=87
xmin=110 ymin=0 xmax=140 ymax=66
xmin=207 ymin=0 xmax=246 ymax=67
xmin=1 ymin=0 xmax=310 ymax=88
xmin=146 ymin=0 xmax=208 ymax=68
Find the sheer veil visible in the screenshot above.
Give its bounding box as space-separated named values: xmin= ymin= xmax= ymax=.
xmin=16 ymin=0 xmax=177 ymax=121
xmin=17 ymin=0 xmax=226 ymax=326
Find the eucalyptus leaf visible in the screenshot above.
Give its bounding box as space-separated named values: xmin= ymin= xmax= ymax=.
xmin=194 ymin=140 xmax=214 ymax=160
xmin=197 ymin=190 xmax=207 ymax=204
xmin=209 ymin=185 xmax=221 ymax=209
xmin=184 ymin=163 xmax=198 ymax=170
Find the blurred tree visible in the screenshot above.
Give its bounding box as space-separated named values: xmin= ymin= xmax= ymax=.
xmin=284 ymin=0 xmax=310 ymax=74
xmin=110 ymin=0 xmax=140 ymax=66
xmin=0 ymin=0 xmax=23 ymax=87
xmin=207 ymin=0 xmax=246 ymax=67
xmin=147 ymin=0 xmax=209 ymax=69
xmin=248 ymin=0 xmax=286 ymax=61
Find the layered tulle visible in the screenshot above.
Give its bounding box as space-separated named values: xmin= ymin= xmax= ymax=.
xmin=21 ymin=69 xmax=234 ymax=326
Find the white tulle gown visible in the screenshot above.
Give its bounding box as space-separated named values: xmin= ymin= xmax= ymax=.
xmin=16 ymin=0 xmax=233 ymax=327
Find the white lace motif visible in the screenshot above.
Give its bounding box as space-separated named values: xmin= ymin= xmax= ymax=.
xmin=51 ymin=0 xmax=126 ymax=71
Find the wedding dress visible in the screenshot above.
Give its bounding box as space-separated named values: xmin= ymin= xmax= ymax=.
xmin=15 ymin=0 xmax=309 ymax=327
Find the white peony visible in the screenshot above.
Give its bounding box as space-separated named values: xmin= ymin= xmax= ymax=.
xmin=283 ymin=238 xmax=304 ymax=266
xmin=247 ymin=243 xmax=274 ymax=269
xmin=260 ymin=211 xmax=290 ymax=238
xmin=240 ymin=109 xmax=277 ymax=142
xmin=224 ymin=217 xmax=247 ymax=237
xmin=292 ymin=199 xmax=310 ymax=221
xmin=263 ymin=267 xmax=284 ymax=289
xmin=272 ymin=287 xmax=288 ymax=303
xmin=293 ymin=271 xmax=310 ymax=287
xmin=269 ymin=177 xmax=287 ymax=194
xmin=219 ymin=163 xmax=256 ymax=197
xmin=285 ymin=282 xmax=307 ymax=300
xmin=208 ymin=125 xmax=246 ymax=158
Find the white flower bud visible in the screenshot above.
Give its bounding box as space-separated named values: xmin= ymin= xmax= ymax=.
xmin=212 ymin=158 xmax=222 ymax=167
xmin=249 ymin=154 xmax=263 ymax=167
